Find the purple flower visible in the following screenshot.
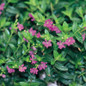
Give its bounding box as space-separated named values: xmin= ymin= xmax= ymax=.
xmin=82 ymin=33 xmax=85 ymax=41
xmin=38 ymin=62 xmax=47 ymax=71
xmin=42 ymin=39 xmax=52 ymax=48
xmin=36 ymin=32 xmax=41 ymax=38
xmin=29 ymin=28 xmax=36 ymax=36
xmin=0 ymin=3 xmax=5 ymax=11
xmin=30 ymin=68 xmax=38 ymax=74
xmin=23 ymin=37 xmax=28 ymax=42
xmin=57 ymin=41 xmax=65 ymax=49
xmin=65 ymin=37 xmax=75 ymax=46
xmin=2 ymin=74 xmax=6 ymax=78
xmin=19 ymin=64 xmax=27 ymax=72
xmin=29 ymin=13 xmax=35 ymax=21
xmin=17 ymin=22 xmax=24 ymax=31
xmin=6 ymin=66 xmax=15 ymax=73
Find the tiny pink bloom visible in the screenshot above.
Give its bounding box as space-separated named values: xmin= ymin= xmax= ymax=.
xmin=17 ymin=22 xmax=24 ymax=31
xmin=19 ymin=64 xmax=27 ymax=72
xmin=29 ymin=13 xmax=35 ymax=21
xmin=23 ymin=37 xmax=28 ymax=42
xmin=36 ymin=32 xmax=41 ymax=38
xmin=30 ymin=58 xmax=37 ymax=64
xmin=65 ymin=37 xmax=75 ymax=46
xmin=42 ymin=39 xmax=52 ymax=48
xmin=2 ymin=74 xmax=6 ymax=78
xmin=0 ymin=3 xmax=5 ymax=11
xmin=9 ymin=27 xmax=12 ymax=30
xmin=30 ymin=68 xmax=38 ymax=74
xmin=29 ymin=28 xmax=36 ymax=36
xmin=0 ymin=11 xmax=2 ymax=15
xmin=57 ymin=41 xmax=65 ymax=49
xmin=44 ymin=19 xmax=53 ymax=28
xmin=38 ymin=62 xmax=47 ymax=71
xmin=6 ymin=66 xmax=15 ymax=73
xmin=32 ymin=46 xmax=36 ymax=51
xmin=84 ymin=27 xmax=86 ymax=29
xmin=82 ymin=33 xmax=85 ymax=41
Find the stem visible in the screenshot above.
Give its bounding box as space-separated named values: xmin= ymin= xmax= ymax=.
xmin=3 ymin=32 xmax=13 ymax=54
xmin=13 ymin=41 xmax=24 ymax=56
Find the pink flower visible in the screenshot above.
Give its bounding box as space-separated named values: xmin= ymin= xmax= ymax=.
xmin=29 ymin=13 xmax=35 ymax=21
xmin=44 ymin=19 xmax=53 ymax=28
xmin=0 ymin=3 xmax=5 ymax=11
xmin=30 ymin=58 xmax=37 ymax=64
xmin=23 ymin=37 xmax=28 ymax=42
xmin=36 ymin=32 xmax=41 ymax=38
xmin=38 ymin=62 xmax=47 ymax=71
xmin=29 ymin=28 xmax=36 ymax=36
xmin=32 ymin=46 xmax=36 ymax=51
xmin=9 ymin=27 xmax=12 ymax=30
xmin=44 ymin=19 xmax=61 ymax=33
xmin=17 ymin=22 xmax=24 ymax=31
xmin=57 ymin=41 xmax=65 ymax=49
xmin=30 ymin=68 xmax=38 ymax=74
xmin=0 ymin=11 xmax=2 ymax=15
xmin=42 ymin=39 xmax=52 ymax=48
xmin=6 ymin=66 xmax=15 ymax=73
xmin=65 ymin=37 xmax=75 ymax=46
xmin=82 ymin=33 xmax=85 ymax=41
xmin=19 ymin=64 xmax=27 ymax=72
xmin=2 ymin=74 xmax=6 ymax=78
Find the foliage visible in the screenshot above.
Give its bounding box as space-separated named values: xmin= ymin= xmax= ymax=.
xmin=0 ymin=0 xmax=86 ymax=86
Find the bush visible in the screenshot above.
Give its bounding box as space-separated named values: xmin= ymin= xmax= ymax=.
xmin=0 ymin=0 xmax=86 ymax=86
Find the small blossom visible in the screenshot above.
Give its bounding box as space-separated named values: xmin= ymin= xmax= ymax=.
xmin=65 ymin=37 xmax=75 ymax=46
xmin=29 ymin=28 xmax=36 ymax=36
xmin=30 ymin=58 xmax=37 ymax=64
xmin=0 ymin=11 xmax=2 ymax=15
xmin=38 ymin=62 xmax=47 ymax=71
xmin=0 ymin=3 xmax=5 ymax=11
xmin=9 ymin=27 xmax=12 ymax=30
xmin=32 ymin=46 xmax=36 ymax=51
xmin=57 ymin=41 xmax=65 ymax=49
xmin=30 ymin=68 xmax=38 ymax=74
xmin=42 ymin=39 xmax=52 ymax=48
xmin=19 ymin=64 xmax=27 ymax=72
xmin=17 ymin=22 xmax=24 ymax=31
xmin=82 ymin=33 xmax=85 ymax=41
xmin=36 ymin=32 xmax=41 ymax=38
xmin=2 ymin=74 xmax=6 ymax=78
xmin=6 ymin=66 xmax=15 ymax=73
xmin=29 ymin=13 xmax=35 ymax=21
xmin=44 ymin=19 xmax=53 ymax=28
xmin=23 ymin=37 xmax=28 ymax=42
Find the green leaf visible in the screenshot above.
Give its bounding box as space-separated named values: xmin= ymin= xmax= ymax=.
xmin=55 ymin=62 xmax=68 ymax=71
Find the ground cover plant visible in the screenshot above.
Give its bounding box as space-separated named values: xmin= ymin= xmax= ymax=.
xmin=0 ymin=0 xmax=86 ymax=86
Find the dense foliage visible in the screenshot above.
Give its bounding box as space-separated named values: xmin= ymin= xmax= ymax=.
xmin=0 ymin=0 xmax=86 ymax=86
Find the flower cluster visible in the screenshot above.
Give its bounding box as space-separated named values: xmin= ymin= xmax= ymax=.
xmin=44 ymin=19 xmax=61 ymax=33
xmin=6 ymin=66 xmax=15 ymax=73
xmin=17 ymin=22 xmax=24 ymax=31
xmin=57 ymin=37 xmax=75 ymax=49
xmin=42 ymin=39 xmax=52 ymax=48
xmin=29 ymin=13 xmax=35 ymax=21
xmin=19 ymin=64 xmax=27 ymax=72
xmin=30 ymin=62 xmax=47 ymax=74
xmin=0 ymin=3 xmax=5 ymax=15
